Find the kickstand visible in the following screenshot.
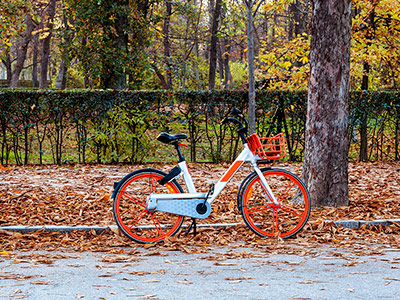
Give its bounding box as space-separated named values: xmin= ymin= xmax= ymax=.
xmin=185 ymin=218 xmax=197 ymax=237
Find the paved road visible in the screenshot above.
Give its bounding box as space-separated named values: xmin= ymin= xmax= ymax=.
xmin=0 ymin=245 xmax=399 ymax=300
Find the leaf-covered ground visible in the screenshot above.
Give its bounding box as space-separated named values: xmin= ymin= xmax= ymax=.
xmin=0 ymin=162 xmax=399 ymax=253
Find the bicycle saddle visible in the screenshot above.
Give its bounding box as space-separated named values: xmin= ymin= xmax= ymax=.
xmin=157 ymin=132 xmax=188 ymax=144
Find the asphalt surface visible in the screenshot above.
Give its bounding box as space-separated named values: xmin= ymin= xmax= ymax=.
xmin=0 ymin=245 xmax=399 ymax=300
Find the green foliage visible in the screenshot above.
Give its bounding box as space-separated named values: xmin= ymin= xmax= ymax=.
xmin=258 ymin=0 xmax=400 ymax=90
xmin=63 ymin=0 xmax=151 ymax=89
xmin=0 ymin=89 xmax=399 ymax=165
xmin=91 ymin=103 xmax=156 ymax=164
xmin=229 ymin=61 xmax=249 ymax=88
xmin=0 ymin=0 xmax=31 ymax=60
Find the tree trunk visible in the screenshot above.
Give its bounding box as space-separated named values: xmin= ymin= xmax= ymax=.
xmin=10 ymin=15 xmax=33 ymax=88
xmin=288 ymin=1 xmax=306 ymax=40
xmin=40 ymin=0 xmax=57 ymax=89
xmin=359 ymin=63 xmax=369 ymax=161
xmin=163 ymin=1 xmax=173 ymax=90
xmin=32 ymin=34 xmax=39 ymax=88
xmin=302 ymin=0 xmax=352 ymax=207
xmin=2 ymin=56 xmax=12 ymax=87
xmin=55 ymin=59 xmax=67 ymax=89
xmin=194 ymin=39 xmax=201 ymax=90
xmin=193 ymin=0 xmax=201 ymax=90
xmin=114 ymin=0 xmax=129 ymax=89
xmin=137 ymin=0 xmax=150 ymax=18
xmin=245 ymin=0 xmax=256 ymax=134
xmin=56 ymin=12 xmax=70 ymax=90
xmin=208 ymin=0 xmax=222 ymax=90
xmin=217 ymin=39 xmax=224 ymax=88
xmin=223 ymin=37 xmax=232 ymax=88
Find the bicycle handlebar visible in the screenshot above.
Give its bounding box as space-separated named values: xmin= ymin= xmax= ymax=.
xmin=221 ymin=108 xmax=249 ymax=144
xmin=221 ymin=117 xmax=243 ymax=127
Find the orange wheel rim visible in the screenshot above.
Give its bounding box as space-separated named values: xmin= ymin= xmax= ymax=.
xmin=115 ymin=173 xmax=182 ymax=243
xmin=243 ymin=170 xmax=309 ymax=238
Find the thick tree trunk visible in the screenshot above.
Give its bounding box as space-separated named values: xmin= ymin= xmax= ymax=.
xmin=40 ymin=0 xmax=57 ymax=89
xmin=10 ymin=15 xmax=33 ymax=88
xmin=208 ymin=0 xmax=222 ymax=90
xmin=302 ymin=0 xmax=352 ymax=207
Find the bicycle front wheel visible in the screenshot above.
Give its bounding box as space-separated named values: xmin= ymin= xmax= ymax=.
xmin=112 ymin=168 xmax=184 ymax=243
xmin=238 ymin=168 xmax=310 ymax=239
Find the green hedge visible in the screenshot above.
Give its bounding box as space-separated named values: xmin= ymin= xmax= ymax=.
xmin=0 ymin=89 xmax=399 ymax=165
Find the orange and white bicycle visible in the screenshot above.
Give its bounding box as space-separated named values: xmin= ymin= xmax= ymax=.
xmin=112 ymin=108 xmax=311 ymax=243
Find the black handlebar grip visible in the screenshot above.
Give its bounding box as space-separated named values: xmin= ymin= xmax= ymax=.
xmin=232 ymin=108 xmax=242 ymax=116
xmin=222 ymin=117 xmax=243 ymax=127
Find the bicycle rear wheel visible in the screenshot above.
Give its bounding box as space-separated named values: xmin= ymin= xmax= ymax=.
xmin=112 ymin=168 xmax=184 ymax=243
xmin=238 ymin=168 xmax=310 ymax=238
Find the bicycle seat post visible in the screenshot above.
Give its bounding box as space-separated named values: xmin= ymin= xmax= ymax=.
xmin=173 ymin=142 xmax=185 ymax=163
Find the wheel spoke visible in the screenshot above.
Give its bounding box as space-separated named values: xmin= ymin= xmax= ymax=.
xmin=122 ymin=191 xmax=146 ymax=207
xmin=272 ymin=208 xmax=279 ymax=235
xmin=276 ymin=181 xmax=296 ymax=203
xmin=150 ymin=177 xmax=158 ymax=194
xmin=240 ymin=169 xmax=310 ymax=239
xmin=248 ymin=203 xmax=273 ymax=214
xmin=256 ymin=179 xmax=275 ymax=204
xmin=150 ymin=213 xmax=164 ymax=236
xmin=113 ymin=170 xmax=185 ymax=243
xmin=281 ymin=204 xmax=303 ymax=217
xmin=127 ymin=209 xmax=147 ymax=229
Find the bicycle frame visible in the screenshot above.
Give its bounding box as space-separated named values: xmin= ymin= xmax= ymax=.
xmin=113 ymin=110 xmax=311 ymax=243
xmin=147 ymin=143 xmax=279 ymax=218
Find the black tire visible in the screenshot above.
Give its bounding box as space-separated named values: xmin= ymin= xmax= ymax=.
xmin=112 ymin=168 xmax=184 ymax=243
xmin=238 ymin=168 xmax=311 ymax=238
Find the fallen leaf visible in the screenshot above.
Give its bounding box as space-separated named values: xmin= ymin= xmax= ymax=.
xmin=30 ymin=280 xmax=52 ymax=285
xmin=214 ymin=262 xmax=237 ymax=266
xmin=176 ymin=279 xmax=192 ymax=285
xmin=0 ymin=250 xmax=12 ymax=256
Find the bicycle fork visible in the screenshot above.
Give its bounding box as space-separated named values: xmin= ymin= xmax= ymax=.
xmin=251 ymin=162 xmax=280 ymax=207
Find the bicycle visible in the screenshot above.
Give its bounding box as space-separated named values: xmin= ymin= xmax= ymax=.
xmin=112 ymin=108 xmax=311 ymax=243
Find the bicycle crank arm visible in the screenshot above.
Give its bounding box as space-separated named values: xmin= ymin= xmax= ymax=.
xmin=147 ymin=194 xmax=211 ymax=219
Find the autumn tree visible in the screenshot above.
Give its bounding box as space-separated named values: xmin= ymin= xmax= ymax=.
xmin=63 ymin=0 xmax=151 ymax=89
xmin=0 ymin=0 xmax=32 ymax=87
xmin=351 ymin=0 xmax=400 ymax=161
xmin=0 ymin=1 xmax=31 ymax=57
xmin=302 ymin=0 xmax=352 ymax=207
xmin=258 ymin=0 xmax=311 ymax=90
